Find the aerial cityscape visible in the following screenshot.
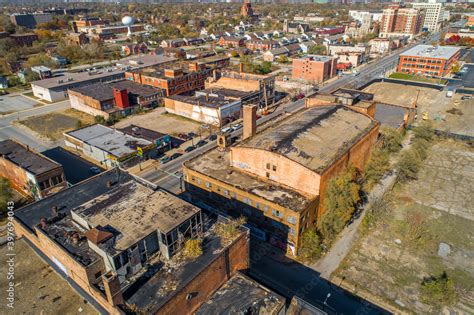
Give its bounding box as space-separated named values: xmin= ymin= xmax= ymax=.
xmin=0 ymin=0 xmax=473 ymax=314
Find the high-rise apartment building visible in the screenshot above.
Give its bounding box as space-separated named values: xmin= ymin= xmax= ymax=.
xmin=380 ymin=5 xmax=425 ymax=39
xmin=412 ymin=2 xmax=444 ymax=32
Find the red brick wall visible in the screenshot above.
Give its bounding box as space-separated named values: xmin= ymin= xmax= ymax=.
xmin=155 ymin=232 xmax=249 ymax=315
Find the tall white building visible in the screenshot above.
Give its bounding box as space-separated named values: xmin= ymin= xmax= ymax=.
xmin=412 ymin=2 xmax=444 ymax=32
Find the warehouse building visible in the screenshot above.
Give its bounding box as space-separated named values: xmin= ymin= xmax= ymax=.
xmin=183 ymin=104 xmax=379 ymax=256
xmin=164 ymin=88 xmax=259 ymax=126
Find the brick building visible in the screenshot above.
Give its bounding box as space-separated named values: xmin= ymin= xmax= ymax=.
xmin=14 ymin=168 xmax=250 ymax=314
xmin=292 ymin=55 xmax=337 ymax=83
xmin=0 ymin=139 xmax=67 ymax=200
xmin=9 ymin=33 xmax=38 ymax=46
xmin=66 ymin=32 xmax=89 ymax=46
xmin=379 ymin=5 xmax=425 ymax=39
xmin=121 ymin=42 xmax=148 ymax=55
xmin=397 ymin=44 xmax=462 ymax=77
xmin=183 ymin=103 xmax=379 ymax=256
xmin=125 ymin=63 xmax=212 ymax=96
xmin=245 ymin=39 xmax=277 ymax=52
xmin=68 ymin=80 xmax=164 ymax=119
xmin=218 ymin=36 xmax=245 ymax=48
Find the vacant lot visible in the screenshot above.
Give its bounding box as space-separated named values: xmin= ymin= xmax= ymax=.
xmin=334 ymin=139 xmax=474 ymax=314
xmin=0 ymin=239 xmax=96 ymax=314
xmin=18 ymin=108 xmax=95 ymax=141
xmin=114 ymin=107 xmax=201 ymax=137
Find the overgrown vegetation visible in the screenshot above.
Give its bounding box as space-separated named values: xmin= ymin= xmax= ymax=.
xmin=318 ymin=166 xmax=361 ymax=241
xmin=397 ymin=122 xmax=434 ymax=183
xmin=0 ymin=177 xmax=12 ymax=222
xmin=363 ymin=147 xmax=390 ymax=191
xmin=299 ymin=229 xmax=323 ymax=262
xmin=360 ymin=197 xmax=389 ymax=234
xmin=214 ymin=217 xmax=246 ymax=243
xmin=421 ymin=271 xmax=458 ymax=307
xmin=183 ymin=238 xmax=203 ymax=258
xmin=381 ymin=127 xmax=403 ymax=153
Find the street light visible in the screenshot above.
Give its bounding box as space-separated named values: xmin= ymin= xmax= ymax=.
xmin=324 ymin=293 xmax=331 ymax=306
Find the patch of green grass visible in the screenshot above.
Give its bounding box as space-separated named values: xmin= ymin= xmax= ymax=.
xmin=389 ymin=72 xmax=447 ymax=85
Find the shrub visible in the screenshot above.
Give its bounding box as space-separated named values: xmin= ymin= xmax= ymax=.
xmin=94 ymin=115 xmax=106 ymax=125
xmin=413 ymin=122 xmax=434 ymax=142
xmin=300 ymin=229 xmax=323 ymax=263
xmin=363 ymin=148 xmax=390 ymax=191
xmin=381 ymin=127 xmax=403 ymax=153
xmin=421 ymin=271 xmax=458 ymax=307
xmin=318 ymin=166 xmax=361 ymax=241
xmin=397 ymin=149 xmax=421 ymax=182
xmin=183 ymin=238 xmax=203 ymax=258
xmin=214 ymin=217 xmax=246 ymax=243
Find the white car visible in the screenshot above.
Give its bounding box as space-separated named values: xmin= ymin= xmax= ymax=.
xmin=221 ymin=127 xmax=232 ymax=133
xmin=232 ymin=123 xmax=242 ymax=131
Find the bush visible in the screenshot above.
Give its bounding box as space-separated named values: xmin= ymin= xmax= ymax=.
xmin=300 ymin=229 xmax=323 ymax=263
xmin=363 ymin=148 xmax=390 ymax=191
xmin=94 ymin=115 xmax=106 ymax=125
xmin=214 ymin=217 xmax=246 ymax=243
xmin=318 ymin=167 xmax=361 ymax=241
xmin=361 ymin=198 xmax=389 ymax=234
xmin=381 ymin=128 xmax=403 ymax=153
xmin=411 ymin=137 xmax=430 ymax=160
xmin=421 ymin=271 xmax=458 ymax=307
xmin=396 ymin=149 xmax=421 ymax=182
xmin=183 ymin=238 xmax=203 ymax=258
xmin=413 ymin=122 xmax=434 ymax=142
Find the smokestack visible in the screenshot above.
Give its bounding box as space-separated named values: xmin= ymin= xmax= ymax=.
xmin=242 ymin=104 xmax=257 ymax=140
xmin=239 ymin=62 xmax=244 ymax=73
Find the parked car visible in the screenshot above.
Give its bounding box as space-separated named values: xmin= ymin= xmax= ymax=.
xmin=232 ymin=123 xmax=242 ymax=131
xmin=89 ymin=166 xmax=101 ymax=174
xmin=170 ymin=153 xmax=182 ymax=160
xmin=209 ymin=134 xmax=217 ymax=141
xmin=196 ymin=140 xmax=207 ymax=147
xmin=296 ymin=93 xmax=305 ymax=100
xmin=185 ymin=146 xmax=196 ymax=153
xmin=160 ymin=156 xmax=171 ymax=164
xmin=461 ymin=95 xmax=472 ymax=100
xmin=187 ymin=132 xmax=197 ymax=138
xmin=221 ymin=127 xmax=232 ymax=133
xmin=178 ymin=133 xmax=189 ymax=140
xmin=256 ymin=115 xmax=262 ymax=120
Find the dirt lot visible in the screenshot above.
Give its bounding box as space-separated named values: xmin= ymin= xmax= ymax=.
xmin=364 ymin=82 xmax=474 ymax=137
xmin=17 ymin=108 xmax=95 ymax=141
xmin=0 ymin=239 xmax=97 ymax=314
xmin=114 ymin=107 xmax=201 ymax=137
xmin=334 ymin=139 xmax=474 ymax=314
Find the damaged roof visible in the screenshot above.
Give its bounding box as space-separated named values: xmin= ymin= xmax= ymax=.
xmin=195 ymin=272 xmax=285 ymax=315
xmin=240 ymin=105 xmax=377 ymax=174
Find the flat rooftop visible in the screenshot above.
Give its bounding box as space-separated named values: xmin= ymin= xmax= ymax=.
xmin=400 ymin=44 xmax=462 ymax=60
xmin=168 ymin=88 xmax=253 ymax=109
xmin=0 ymin=139 xmax=61 ymax=176
xmin=72 ymin=178 xmax=200 ymax=254
xmin=69 ymin=80 xmax=162 ymax=102
xmin=65 ymin=124 xmax=151 ymax=158
xmin=185 ymin=146 xmax=313 ymax=212
xmin=31 ymin=67 xmax=125 ymax=90
xmin=332 ymin=88 xmax=374 ymax=102
xmin=118 ymin=125 xmax=167 ymax=141
xmin=241 ymin=105 xmax=377 ymax=174
xmin=195 ymin=272 xmax=285 ymax=315
xmin=300 ymin=55 xmax=334 ymax=62
xmin=374 ymin=102 xmax=408 ymax=129
xmin=115 ymin=54 xmax=176 ymax=69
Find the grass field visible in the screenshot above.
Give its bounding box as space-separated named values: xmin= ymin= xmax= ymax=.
xmin=389 ymin=72 xmax=447 ymax=84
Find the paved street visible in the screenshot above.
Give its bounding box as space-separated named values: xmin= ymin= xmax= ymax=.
xmin=0 ymin=100 xmax=70 ymax=151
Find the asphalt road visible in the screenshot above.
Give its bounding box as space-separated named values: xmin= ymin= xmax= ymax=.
xmin=0 ymin=100 xmax=70 ymax=151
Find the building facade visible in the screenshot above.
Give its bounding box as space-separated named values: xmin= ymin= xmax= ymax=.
xmin=397 ymin=44 xmax=462 ymax=77
xmin=380 ymin=5 xmax=425 ymax=39
xmin=292 ymin=55 xmax=337 ymax=83
xmin=412 ymin=2 xmax=444 ymax=32
xmin=0 ymin=139 xmax=67 ymax=200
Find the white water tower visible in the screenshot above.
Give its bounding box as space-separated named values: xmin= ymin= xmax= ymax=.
xmin=122 ymin=16 xmax=134 ymax=37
